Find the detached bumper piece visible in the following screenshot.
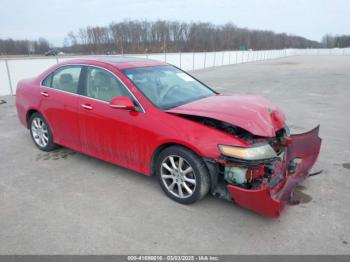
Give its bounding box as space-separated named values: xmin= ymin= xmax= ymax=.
xmin=227 ymin=126 xmax=322 ymax=217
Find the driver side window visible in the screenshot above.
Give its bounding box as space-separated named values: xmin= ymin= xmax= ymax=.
xmin=85 ymin=67 xmax=129 ymax=102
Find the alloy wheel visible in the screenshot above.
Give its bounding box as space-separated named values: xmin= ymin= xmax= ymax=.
xmin=160 ymin=155 xmax=197 ymax=199
xmin=31 ymin=117 xmax=49 ymax=148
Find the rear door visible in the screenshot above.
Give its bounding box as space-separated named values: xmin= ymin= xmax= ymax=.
xmin=39 ymin=65 xmax=83 ymax=151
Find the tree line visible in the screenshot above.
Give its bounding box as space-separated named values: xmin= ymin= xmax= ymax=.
xmin=322 ymin=34 xmax=350 ymax=48
xmin=0 ymin=38 xmax=50 ymax=55
xmin=63 ymin=20 xmax=321 ymax=54
xmin=1 ymin=20 xmax=350 ymax=55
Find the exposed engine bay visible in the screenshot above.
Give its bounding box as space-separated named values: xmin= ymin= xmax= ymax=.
xmin=178 ymin=114 xmax=291 ymax=190
xmin=182 ymin=115 xmax=255 ymax=141
xmin=173 ymin=113 xmax=321 ymax=217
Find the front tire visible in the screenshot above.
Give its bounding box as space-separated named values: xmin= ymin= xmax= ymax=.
xmin=156 ymin=146 xmax=210 ymax=204
xmin=29 ymin=113 xmax=58 ymax=152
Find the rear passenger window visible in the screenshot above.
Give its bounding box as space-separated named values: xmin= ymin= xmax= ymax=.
xmin=42 ymin=73 xmax=52 ymax=87
xmin=51 ymin=66 xmax=82 ymax=94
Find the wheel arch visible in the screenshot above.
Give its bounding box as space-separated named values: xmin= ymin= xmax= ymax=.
xmin=26 ymin=108 xmax=40 ymax=128
xmin=150 ymin=141 xmax=221 ymax=198
xmin=149 ymin=141 xmax=205 ymax=176
xmin=26 ymin=109 xmax=52 ymax=132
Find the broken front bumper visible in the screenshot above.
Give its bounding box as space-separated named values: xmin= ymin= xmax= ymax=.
xmin=226 ymin=126 xmax=322 ymax=217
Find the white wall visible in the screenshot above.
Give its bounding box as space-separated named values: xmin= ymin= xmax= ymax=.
xmin=0 ymin=60 xmax=11 ymax=96
xmin=0 ymin=48 xmax=349 ymax=96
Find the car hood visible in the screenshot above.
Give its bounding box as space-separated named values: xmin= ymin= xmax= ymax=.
xmin=166 ymin=95 xmax=286 ymax=137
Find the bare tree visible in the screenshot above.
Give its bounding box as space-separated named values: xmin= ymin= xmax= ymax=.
xmin=0 ymin=38 xmax=51 ymax=55
xmin=1 ymin=20 xmax=329 ymax=55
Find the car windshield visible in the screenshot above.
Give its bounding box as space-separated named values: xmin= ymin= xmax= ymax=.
xmin=122 ymin=65 xmax=215 ymax=109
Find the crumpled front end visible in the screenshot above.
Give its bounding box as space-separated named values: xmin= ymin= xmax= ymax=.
xmin=211 ymin=126 xmax=322 ymax=218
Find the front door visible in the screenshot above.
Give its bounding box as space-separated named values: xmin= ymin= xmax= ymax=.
xmin=78 ymin=66 xmax=146 ymax=171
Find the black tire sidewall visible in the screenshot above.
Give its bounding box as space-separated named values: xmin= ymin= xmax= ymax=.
xmin=156 ymin=146 xmax=210 ymax=204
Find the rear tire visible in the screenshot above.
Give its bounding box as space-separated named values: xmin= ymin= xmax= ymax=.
xmin=29 ymin=113 xmax=58 ymax=152
xmin=156 ymin=146 xmax=210 ymax=204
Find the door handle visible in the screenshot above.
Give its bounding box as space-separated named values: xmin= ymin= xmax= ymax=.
xmin=81 ymin=104 xmax=93 ymax=110
xmin=40 ymin=91 xmax=49 ymax=97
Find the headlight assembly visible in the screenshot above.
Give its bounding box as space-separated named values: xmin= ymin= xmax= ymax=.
xmin=218 ymin=143 xmax=277 ymax=161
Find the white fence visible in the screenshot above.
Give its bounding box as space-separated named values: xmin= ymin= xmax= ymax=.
xmin=0 ymin=48 xmax=349 ymax=96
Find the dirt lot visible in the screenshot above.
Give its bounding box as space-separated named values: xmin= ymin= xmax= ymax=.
xmin=0 ymin=55 xmax=349 ymax=254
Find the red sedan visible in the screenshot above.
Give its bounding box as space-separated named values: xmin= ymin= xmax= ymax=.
xmin=16 ymin=56 xmax=321 ymax=217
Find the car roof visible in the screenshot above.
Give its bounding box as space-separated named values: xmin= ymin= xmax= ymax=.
xmin=61 ymin=56 xmax=168 ymax=70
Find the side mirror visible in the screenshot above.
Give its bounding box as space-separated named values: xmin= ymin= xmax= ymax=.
xmin=109 ymin=96 xmax=136 ymax=111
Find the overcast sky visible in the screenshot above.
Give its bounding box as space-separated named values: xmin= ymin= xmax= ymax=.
xmin=1 ymin=0 xmax=349 ymax=46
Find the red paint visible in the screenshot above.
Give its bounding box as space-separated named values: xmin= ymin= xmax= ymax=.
xmin=15 ymin=57 xmax=321 ymax=217
xmin=109 ymin=96 xmax=136 ymax=110
xmin=167 ymin=95 xmax=286 ymax=137
xmin=227 ymin=126 xmax=322 ymax=217
xmin=228 ymin=186 xmax=282 ymax=217
xmin=16 ymin=58 xmax=248 ymax=175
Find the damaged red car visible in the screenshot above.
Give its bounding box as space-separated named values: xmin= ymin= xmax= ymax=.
xmin=16 ymin=57 xmax=321 ymax=217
